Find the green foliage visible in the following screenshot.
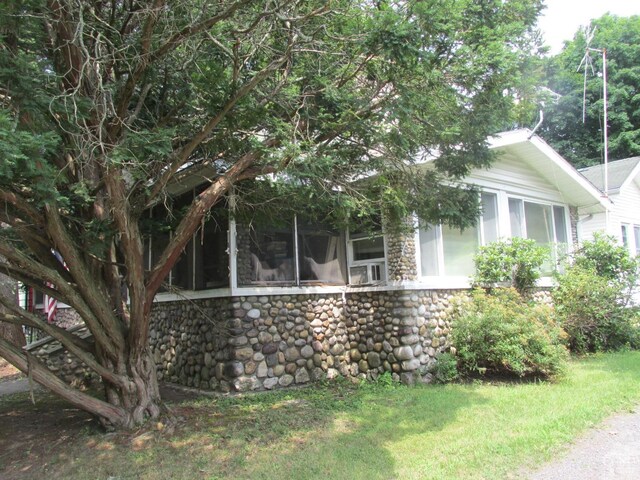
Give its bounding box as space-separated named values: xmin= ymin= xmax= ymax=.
xmin=0 ymin=0 xmax=548 ymax=426
xmin=451 ymin=289 xmax=568 ymax=378
xmin=432 ymin=352 xmax=459 ymax=384
xmin=553 ymin=234 xmax=640 ymax=353
xmin=473 ymin=238 xmax=549 ymax=292
xmin=572 ymin=232 xmax=639 ymax=281
xmin=541 ymin=14 xmax=640 ymax=167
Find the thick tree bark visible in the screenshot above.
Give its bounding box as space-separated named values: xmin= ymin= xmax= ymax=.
xmin=0 ymin=322 xmax=25 ymax=348
xmin=0 ymin=266 xmax=25 ymax=347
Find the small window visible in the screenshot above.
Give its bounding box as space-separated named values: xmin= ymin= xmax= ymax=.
xmin=634 ymin=226 xmax=640 ymax=256
xmin=480 ymin=192 xmax=499 ymax=244
xmin=347 ymin=216 xmax=386 ymax=285
xmin=351 ymin=236 xmax=385 ymax=261
xmin=419 ymin=225 xmax=439 ymax=276
xmin=622 ymin=224 xmax=629 ymax=248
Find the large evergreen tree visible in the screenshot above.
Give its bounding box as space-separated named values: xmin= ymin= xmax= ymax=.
xmin=0 ymin=0 xmax=543 ymax=429
xmin=541 ymin=14 xmax=640 ymax=168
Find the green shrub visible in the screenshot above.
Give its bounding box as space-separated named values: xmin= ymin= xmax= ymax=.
xmin=553 ymin=264 xmax=640 ymax=353
xmin=432 ymin=352 xmax=459 ymax=383
xmin=553 ymin=234 xmax=640 ymax=353
xmin=451 ymin=288 xmax=568 ymax=378
xmin=572 ymin=232 xmax=639 ymax=281
xmin=473 ymin=238 xmax=548 ymax=293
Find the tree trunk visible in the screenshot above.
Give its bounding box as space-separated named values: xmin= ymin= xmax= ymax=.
xmin=0 ymin=322 xmax=25 ymax=347
xmin=0 ymin=270 xmax=24 ymax=347
xmin=102 ymin=349 xmax=163 ymax=429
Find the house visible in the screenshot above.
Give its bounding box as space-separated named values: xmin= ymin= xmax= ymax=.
xmin=143 ymin=128 xmax=611 ymax=392
xmin=578 ymin=156 xmax=640 ymax=254
xmin=26 ymin=129 xmax=613 ymax=391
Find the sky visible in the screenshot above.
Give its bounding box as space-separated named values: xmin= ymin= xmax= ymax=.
xmin=537 ymin=0 xmax=640 ymax=54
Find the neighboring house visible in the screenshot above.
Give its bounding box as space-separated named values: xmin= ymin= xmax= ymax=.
xmin=579 ymin=156 xmax=640 ymax=255
xmin=27 ymin=129 xmax=613 ymax=392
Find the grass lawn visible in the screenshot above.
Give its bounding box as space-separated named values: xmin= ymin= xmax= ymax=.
xmin=2 ymin=351 xmax=640 ymax=480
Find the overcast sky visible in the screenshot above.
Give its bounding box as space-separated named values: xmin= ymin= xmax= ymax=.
xmin=537 ymin=0 xmax=640 ymax=54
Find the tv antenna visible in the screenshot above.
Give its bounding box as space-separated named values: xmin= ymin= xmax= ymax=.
xmin=577 ymin=25 xmax=609 ymax=199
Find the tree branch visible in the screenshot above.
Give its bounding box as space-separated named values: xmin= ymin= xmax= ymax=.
xmin=0 ymin=337 xmax=127 ymax=425
xmin=146 ymin=55 xmax=290 ymax=205
xmin=0 ymin=297 xmax=128 ymax=387
xmin=145 ymin=137 xmax=278 ymax=304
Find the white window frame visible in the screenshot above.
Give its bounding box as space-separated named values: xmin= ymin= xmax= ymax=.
xmin=417 ymin=189 xmax=572 ymax=286
xmin=346 ymin=230 xmax=388 ymax=285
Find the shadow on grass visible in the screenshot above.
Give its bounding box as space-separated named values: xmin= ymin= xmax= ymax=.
xmin=208 ymin=382 xmax=488 ymax=480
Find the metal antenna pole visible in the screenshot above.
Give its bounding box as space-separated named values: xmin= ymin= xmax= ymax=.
xmin=602 ymin=47 xmax=609 ymax=198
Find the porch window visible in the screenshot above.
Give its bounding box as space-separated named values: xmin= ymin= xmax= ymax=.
xmin=194 ymin=212 xmax=229 ymax=290
xmin=236 ymin=218 xmax=348 ymax=286
xmin=622 ymin=224 xmax=629 ymax=249
xmin=419 ymin=192 xmax=496 ymax=277
xmin=298 ymin=225 xmax=346 ymax=284
xmin=419 ymin=192 xmax=570 ymax=279
xmin=247 ymin=225 xmax=295 ymax=284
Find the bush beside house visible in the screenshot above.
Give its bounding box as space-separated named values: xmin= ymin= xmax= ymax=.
xmin=553 ymin=234 xmax=640 ymax=353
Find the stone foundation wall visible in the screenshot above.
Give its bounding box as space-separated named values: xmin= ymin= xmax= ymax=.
xmin=148 ymin=289 xmax=460 ymax=392
xmin=24 ymin=287 xmax=553 ymax=393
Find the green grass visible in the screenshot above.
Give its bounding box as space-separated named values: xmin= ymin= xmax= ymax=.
xmin=6 ymin=351 xmax=640 ymax=480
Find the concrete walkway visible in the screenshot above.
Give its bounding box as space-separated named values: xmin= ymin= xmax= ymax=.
xmin=0 ymin=377 xmax=39 ymax=397
xmin=528 ymin=407 xmax=640 ymax=480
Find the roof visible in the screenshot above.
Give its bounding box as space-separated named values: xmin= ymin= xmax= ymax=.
xmin=485 ymin=129 xmax=611 ymax=214
xmin=579 ymin=157 xmax=640 ymax=194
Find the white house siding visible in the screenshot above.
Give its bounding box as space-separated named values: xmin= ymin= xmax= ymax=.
xmin=577 ymin=210 xmax=609 ymax=244
xmin=577 ymin=181 xmax=640 ymax=253
xmin=469 ymin=154 xmax=568 ymax=204
xmin=611 ymin=182 xmax=640 ymax=253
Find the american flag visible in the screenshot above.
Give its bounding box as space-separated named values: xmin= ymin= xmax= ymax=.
xmin=44 ymin=292 xmax=57 ymax=323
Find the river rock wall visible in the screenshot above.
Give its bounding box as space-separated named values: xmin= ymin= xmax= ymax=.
xmin=148 ymin=289 xmax=459 ymax=392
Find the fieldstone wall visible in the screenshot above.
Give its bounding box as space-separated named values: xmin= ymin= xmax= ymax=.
xmin=569 ymin=207 xmax=579 ymax=246
xmin=23 ymin=288 xmax=554 ymax=392
xmin=385 ymin=219 xmax=418 ymax=282
xmin=148 ymin=289 xmax=459 ymax=392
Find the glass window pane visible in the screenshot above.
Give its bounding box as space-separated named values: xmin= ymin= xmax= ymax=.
xmin=553 ymin=206 xmax=569 ymax=267
xmin=172 ymin=248 xmax=191 ymax=289
xmin=248 ymin=228 xmax=295 ymax=283
xmin=553 ymin=206 xmax=568 ymax=244
xmin=194 ymin=215 xmax=229 ymax=290
xmin=481 ymin=192 xmax=498 ymax=244
xmin=509 ymin=198 xmax=524 ymax=237
xmin=524 ymin=202 xmax=553 ymax=245
xmin=622 ymin=224 xmax=629 ymax=248
xmin=352 ymin=236 xmax=384 ymax=261
xmin=634 ymin=226 xmax=640 ymax=255
xmin=419 ymin=225 xmax=439 ymax=276
xmin=299 ymin=227 xmax=346 ymax=284
xmin=442 ymin=224 xmax=478 ymax=276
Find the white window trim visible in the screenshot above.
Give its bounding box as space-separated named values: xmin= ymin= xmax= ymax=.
xmin=346 ymin=228 xmax=388 ymax=285
xmin=416 ymin=189 xmax=573 ymax=287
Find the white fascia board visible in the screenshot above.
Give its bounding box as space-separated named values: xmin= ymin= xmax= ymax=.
xmin=488 ymin=129 xmax=612 ymax=214
xmin=621 ymin=160 xmax=640 ymax=192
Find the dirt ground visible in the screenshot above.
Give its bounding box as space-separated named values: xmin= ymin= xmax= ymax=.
xmin=0 ymin=358 xmax=21 ymax=382
xmin=0 ymin=359 xmax=198 ymax=480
